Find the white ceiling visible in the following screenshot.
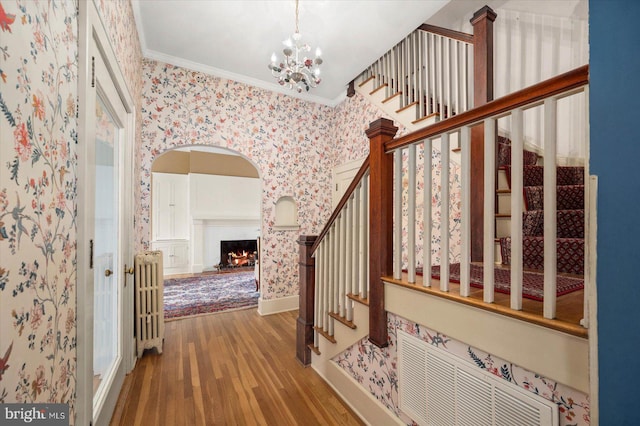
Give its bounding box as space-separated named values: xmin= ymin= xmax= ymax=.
xmin=132 ymin=0 xmax=450 ymax=106
xmin=132 ymin=0 xmax=588 ymax=106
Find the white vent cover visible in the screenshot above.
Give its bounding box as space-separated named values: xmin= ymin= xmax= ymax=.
xmin=397 ymin=331 xmax=559 ymax=426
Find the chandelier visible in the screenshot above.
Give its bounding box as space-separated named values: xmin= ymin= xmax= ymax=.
xmin=268 ymin=0 xmax=323 ymax=93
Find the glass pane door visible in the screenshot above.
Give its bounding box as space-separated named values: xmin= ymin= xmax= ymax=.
xmin=93 ymin=96 xmax=120 ymax=400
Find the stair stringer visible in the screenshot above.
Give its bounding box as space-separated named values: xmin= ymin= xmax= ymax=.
xmin=355 ymin=77 xmax=461 ymax=165
xmin=310 ymin=301 xmax=405 ymax=425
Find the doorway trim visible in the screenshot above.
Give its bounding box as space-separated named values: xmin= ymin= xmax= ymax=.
xmin=77 ymin=1 xmax=136 ymax=424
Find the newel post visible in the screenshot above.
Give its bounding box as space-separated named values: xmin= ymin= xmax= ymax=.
xmin=366 ymin=118 xmax=398 ymax=348
xmin=296 ymin=235 xmax=317 ymax=365
xmin=470 ymin=6 xmax=497 ymax=262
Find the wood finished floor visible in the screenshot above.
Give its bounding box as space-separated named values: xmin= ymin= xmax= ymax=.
xmin=110 ymin=309 xmax=364 ymax=426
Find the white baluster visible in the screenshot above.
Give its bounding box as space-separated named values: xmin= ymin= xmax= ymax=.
xmin=408 ymin=144 xmax=417 ymax=283
xmin=445 ymin=38 xmax=451 ymax=118
xmin=441 ymin=133 xmax=450 ymax=292
xmin=394 ymin=149 xmax=403 ymax=279
xmin=418 ymin=31 xmax=425 ymax=118
xmin=314 ymin=242 xmax=321 ymax=347
xmin=544 ymin=97 xmax=558 ymax=319
xmin=331 ymin=215 xmax=342 ymax=314
xmin=360 ymin=175 xmax=368 ymax=299
xmin=437 ymin=35 xmax=443 ymax=120
xmin=460 ymin=127 xmax=471 ymax=296
xmin=325 ymin=231 xmax=332 ymax=334
xmin=423 ymin=139 xmax=433 ymax=288
xmin=510 ymin=108 xmax=524 ymax=310
xmin=365 ymin=174 xmax=370 ymax=299
xmin=483 ymin=118 xmax=496 ymax=303
xmin=462 ymin=43 xmax=469 ymax=111
xmin=339 ymin=207 xmax=347 ymax=318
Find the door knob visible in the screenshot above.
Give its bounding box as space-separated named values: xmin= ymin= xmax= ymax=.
xmin=104 ymin=269 xmax=113 ymax=277
xmin=125 ymin=265 xmax=134 ymax=275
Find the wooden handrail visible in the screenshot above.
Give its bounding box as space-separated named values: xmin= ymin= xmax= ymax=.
xmin=310 ymin=156 xmax=370 ymax=254
xmin=418 ymin=23 xmax=474 ymax=44
xmin=386 ymin=65 xmax=589 ymax=152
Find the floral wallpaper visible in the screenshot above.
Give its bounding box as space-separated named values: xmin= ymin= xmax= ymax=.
xmin=334 ymin=312 xmax=590 ymax=426
xmin=0 ymin=0 xmax=141 ymax=423
xmin=0 ymin=0 xmax=78 ymax=416
xmin=139 ymin=61 xmax=406 ymax=300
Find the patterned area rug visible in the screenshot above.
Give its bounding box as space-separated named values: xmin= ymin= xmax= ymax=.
xmin=430 ymin=263 xmax=583 ymax=301
xmin=164 ymin=271 xmax=258 ymax=320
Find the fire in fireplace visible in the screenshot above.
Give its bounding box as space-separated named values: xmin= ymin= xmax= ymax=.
xmin=220 ymin=239 xmax=258 ymax=268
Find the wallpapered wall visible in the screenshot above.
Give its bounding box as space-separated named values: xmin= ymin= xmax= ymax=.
xmin=0 ymin=0 xmax=141 ymax=422
xmin=0 ymin=0 xmax=79 ymax=415
xmin=138 ymin=60 xmax=406 ymax=300
xmin=334 ymin=313 xmax=590 ymax=426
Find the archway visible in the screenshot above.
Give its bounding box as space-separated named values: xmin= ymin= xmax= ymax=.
xmin=150 ymin=145 xmax=263 ymax=318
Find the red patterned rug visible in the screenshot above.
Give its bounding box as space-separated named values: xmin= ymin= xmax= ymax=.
xmin=430 ymin=263 xmax=583 ymax=301
xmin=163 ymin=271 xmax=258 ymax=320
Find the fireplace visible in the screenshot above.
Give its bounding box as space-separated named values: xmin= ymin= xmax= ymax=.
xmin=220 ymin=239 xmax=257 ymax=268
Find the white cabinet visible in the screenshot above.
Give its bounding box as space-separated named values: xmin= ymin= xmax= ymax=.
xmin=152 ymin=172 xmax=190 ymax=275
xmin=152 ymin=172 xmax=189 ymax=240
xmin=152 ymin=240 xmax=189 ymax=275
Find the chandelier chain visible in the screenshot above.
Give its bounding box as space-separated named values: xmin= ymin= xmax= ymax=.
xmin=295 ymin=0 xmax=299 ymax=34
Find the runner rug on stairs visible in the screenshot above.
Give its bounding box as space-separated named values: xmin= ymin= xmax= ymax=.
xmin=430 ymin=263 xmax=584 ymax=302
xmin=163 ymin=271 xmax=259 ymax=320
xmin=499 ymin=138 xmax=585 ymax=276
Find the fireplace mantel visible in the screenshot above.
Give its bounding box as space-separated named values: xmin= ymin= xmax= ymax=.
xmin=191 ymin=215 xmax=260 ymax=273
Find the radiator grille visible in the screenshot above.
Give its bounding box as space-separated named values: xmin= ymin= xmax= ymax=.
xmin=397 ymin=331 xmax=558 ymax=426
xmin=135 ymin=250 xmax=164 ymax=357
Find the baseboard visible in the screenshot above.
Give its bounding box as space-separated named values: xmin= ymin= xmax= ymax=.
xmin=257 ymin=294 xmax=298 ymax=315
xmin=315 ymin=361 xmax=404 ymax=426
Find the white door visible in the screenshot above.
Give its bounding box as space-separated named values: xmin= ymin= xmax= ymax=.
xmin=78 ymin=2 xmax=135 ymax=425
xmin=92 ymin=89 xmax=125 ymax=422
xmin=332 ymin=158 xmax=365 ymax=208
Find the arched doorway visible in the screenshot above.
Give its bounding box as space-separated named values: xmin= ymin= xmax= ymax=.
xmin=150 ymin=145 xmax=262 ymax=318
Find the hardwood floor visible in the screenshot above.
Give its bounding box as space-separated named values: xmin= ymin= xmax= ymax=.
xmin=110 ymin=309 xmax=364 ymax=426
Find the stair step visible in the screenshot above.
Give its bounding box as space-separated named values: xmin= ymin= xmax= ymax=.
xmin=382 ymin=91 xmax=403 ymax=112
xmin=497 ymin=209 xmax=585 ymax=239
xmin=524 ymin=184 xmax=584 ymax=211
xmin=498 ymin=168 xmax=510 ymax=191
xmin=358 ymin=75 xmax=375 ymax=90
xmin=347 ymin=293 xmax=369 ymax=306
xmin=329 ymin=312 xmax=357 ymax=329
xmin=499 ymin=236 xmax=585 ymax=276
xmin=502 ymin=165 xmax=585 ymax=188
xmin=498 ymin=142 xmax=539 ymax=167
xmin=522 ymin=209 xmax=585 ymax=238
xmin=396 ymin=101 xmax=419 ymax=123
xmin=412 ymin=111 xmax=439 ymax=127
xmin=495 ymin=214 xmax=511 ymax=238
xmin=308 ymin=343 xmax=321 ymax=355
xmin=369 ymin=83 xmax=389 ymax=103
xmin=314 ymin=326 xmax=337 ymax=344
xmin=497 ymin=190 xmax=513 ymax=215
